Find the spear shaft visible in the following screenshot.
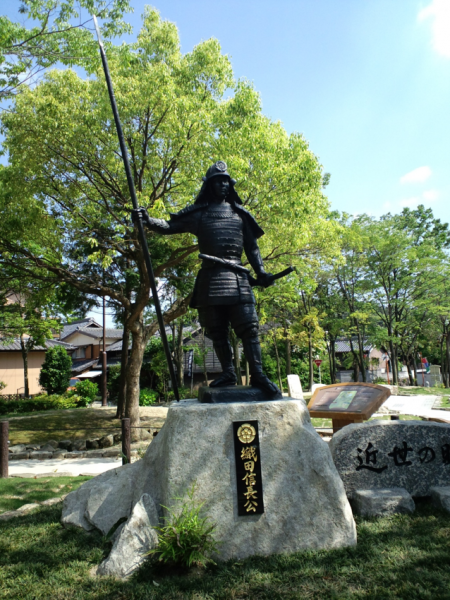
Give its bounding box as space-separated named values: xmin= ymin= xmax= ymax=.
xmin=92 ymin=15 xmax=180 ymax=401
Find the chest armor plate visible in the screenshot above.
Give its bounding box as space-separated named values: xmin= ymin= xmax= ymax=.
xmin=198 ymin=206 xmax=244 ymax=261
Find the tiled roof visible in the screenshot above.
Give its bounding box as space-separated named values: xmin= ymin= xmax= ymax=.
xmin=335 ymin=338 xmax=373 ymax=353
xmin=71 ymin=358 xmax=99 ymax=373
xmin=76 ymin=327 xmax=123 ymax=339
xmin=60 ymin=318 xmax=101 ymax=340
xmin=107 ymin=340 xmax=123 ymax=352
xmin=0 ymin=338 xmax=76 ymax=352
xmin=182 ymin=328 xmax=231 ymax=374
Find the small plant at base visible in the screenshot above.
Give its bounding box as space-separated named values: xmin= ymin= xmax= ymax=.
xmin=148 ymin=483 xmax=219 ymax=568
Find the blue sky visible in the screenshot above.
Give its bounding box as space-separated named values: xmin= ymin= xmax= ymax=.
xmin=114 ymin=0 xmax=450 ymax=223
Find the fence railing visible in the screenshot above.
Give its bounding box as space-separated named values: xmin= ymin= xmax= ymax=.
xmin=0 ymin=418 xmax=153 ymax=478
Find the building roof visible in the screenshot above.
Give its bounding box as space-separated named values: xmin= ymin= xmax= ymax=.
xmin=60 ymin=318 xmax=101 ymax=340
xmin=335 ymin=338 xmax=373 ymax=353
xmin=71 ymin=358 xmax=99 ymax=374
xmin=107 ymin=339 xmax=123 ymax=352
xmin=182 ymin=328 xmax=224 ymax=374
xmin=0 ymin=338 xmax=77 ymax=352
xmin=60 ymin=318 xmax=123 ymax=342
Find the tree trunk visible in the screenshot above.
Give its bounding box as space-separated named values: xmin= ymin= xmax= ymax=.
xmin=285 ymin=322 xmax=291 ymax=376
xmin=389 ymin=340 xmax=398 ymax=384
xmin=116 ymin=321 xmax=129 ymax=420
xmin=308 ymin=330 xmax=314 ymax=391
xmin=406 ymin=352 xmax=414 ymax=386
xmin=273 ymin=331 xmax=283 ymax=392
xmin=356 ymin=330 xmax=367 ymax=382
xmin=177 ymin=318 xmax=184 ymax=388
xmin=412 ymin=350 xmax=418 ymax=386
xmin=125 ymin=319 xmax=145 ymax=440
xmin=20 ymin=336 xmax=29 ymax=397
xmin=328 ymin=334 xmax=337 ymax=384
xmin=446 ymin=332 xmax=450 ymax=389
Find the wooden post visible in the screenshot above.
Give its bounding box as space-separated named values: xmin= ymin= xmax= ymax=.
xmin=0 ymin=421 xmax=9 ymax=478
xmin=121 ymin=418 xmax=131 ymax=465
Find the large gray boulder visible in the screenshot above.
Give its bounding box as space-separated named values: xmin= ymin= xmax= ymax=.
xmin=330 ymin=420 xmax=450 ymax=498
xmin=97 ymin=493 xmax=159 ymax=578
xmin=62 ymin=398 xmax=356 ymax=571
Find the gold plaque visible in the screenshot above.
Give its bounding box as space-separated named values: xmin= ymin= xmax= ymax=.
xmin=237 ymin=423 xmax=256 ymax=444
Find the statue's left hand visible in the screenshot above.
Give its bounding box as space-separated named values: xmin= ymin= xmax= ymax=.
xmin=256 ymin=272 xmax=274 ymax=288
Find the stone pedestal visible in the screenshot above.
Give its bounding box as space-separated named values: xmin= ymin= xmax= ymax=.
xmin=62 ymin=398 xmax=356 ymax=577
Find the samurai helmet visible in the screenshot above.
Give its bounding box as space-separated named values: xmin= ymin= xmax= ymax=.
xmin=202 ymin=161 xmax=236 ymax=184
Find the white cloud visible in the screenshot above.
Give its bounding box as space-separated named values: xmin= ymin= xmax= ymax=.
xmin=400 ymin=166 xmax=432 ymax=184
xmin=400 ymin=197 xmax=420 ymax=208
xmin=382 ymin=201 xmax=392 ymax=210
xmin=419 ymin=0 xmax=450 ymax=58
xmin=422 ymin=189 xmax=439 ymax=201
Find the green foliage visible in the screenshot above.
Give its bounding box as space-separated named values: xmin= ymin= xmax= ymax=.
xmin=149 ymin=484 xmax=219 ymax=568
xmin=139 ymin=388 xmax=158 ymax=406
xmin=0 ymin=394 xmax=78 ymax=415
xmin=107 ymin=364 xmax=122 ymax=401
xmin=38 ymin=346 xmax=72 ymax=395
xmin=74 ymin=379 xmax=98 ymax=403
xmin=0 ymin=0 xmax=132 ymax=100
xmin=0 ymin=381 xmax=6 ymax=391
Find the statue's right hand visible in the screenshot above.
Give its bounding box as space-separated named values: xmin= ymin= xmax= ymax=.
xmin=131 ymin=207 xmax=149 ymax=225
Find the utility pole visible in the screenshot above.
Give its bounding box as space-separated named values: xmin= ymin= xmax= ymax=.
xmin=102 ymin=294 xmax=107 ymax=407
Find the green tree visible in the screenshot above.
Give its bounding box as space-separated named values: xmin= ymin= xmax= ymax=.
xmin=0 ymin=9 xmax=335 ymax=433
xmin=0 ymin=0 xmax=131 ymax=100
xmin=39 ymin=345 xmax=72 ymax=394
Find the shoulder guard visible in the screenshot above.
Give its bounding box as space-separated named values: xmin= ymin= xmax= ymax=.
xmin=170 ymin=203 xmax=207 ymax=220
xmin=235 ymin=205 xmax=265 ymax=239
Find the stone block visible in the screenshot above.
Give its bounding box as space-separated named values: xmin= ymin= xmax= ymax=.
xmin=102 ymin=449 xmax=120 ymax=458
xmin=86 ymin=439 xmax=100 ymax=450
xmin=40 ymin=443 xmax=57 ymax=452
xmin=430 ymin=486 xmax=450 ymax=512
xmin=97 ymin=494 xmax=159 ymax=578
xmin=30 ymin=451 xmax=53 ymax=459
xmin=330 ymin=420 xmax=450 ymax=498
xmin=8 ymin=452 xmax=29 ymax=460
xmin=86 ymin=450 xmax=105 ymax=458
xmin=287 ymin=374 xmax=304 ymax=400
xmin=113 ymin=433 xmax=122 ymax=444
xmin=26 ymin=445 xmax=40 ymax=451
xmin=52 ymin=451 xmax=66 ymax=459
xmin=351 ymin=488 xmax=415 ymax=517
xmin=63 ymin=399 xmax=356 ymax=571
xmin=58 ymin=440 xmax=72 ymax=450
xmin=99 ymin=435 xmax=114 ymax=449
xmin=65 ymin=451 xmax=87 ymax=459
xmin=72 ymin=440 xmax=87 ymax=451
xmin=8 ymin=444 xmax=27 ymax=454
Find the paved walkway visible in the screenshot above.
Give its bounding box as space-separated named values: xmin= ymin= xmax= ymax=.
xmin=9 ymin=456 xmax=124 ymax=477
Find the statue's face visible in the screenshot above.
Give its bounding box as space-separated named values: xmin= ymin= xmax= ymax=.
xmin=211 ymin=175 xmax=230 ymax=201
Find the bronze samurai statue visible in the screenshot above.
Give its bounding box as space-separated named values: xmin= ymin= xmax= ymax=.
xmin=133 ymin=161 xmax=282 ymax=399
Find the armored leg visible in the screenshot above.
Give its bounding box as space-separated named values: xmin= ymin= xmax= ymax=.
xmin=231 ymin=305 xmax=282 ymax=399
xmin=198 ymin=307 xmax=237 ymax=387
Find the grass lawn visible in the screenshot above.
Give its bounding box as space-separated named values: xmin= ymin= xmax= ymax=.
xmin=0 ymin=476 xmax=92 ymax=513
xmin=0 ymin=499 xmax=450 ymax=599
xmin=5 ymin=407 xmax=167 ymax=446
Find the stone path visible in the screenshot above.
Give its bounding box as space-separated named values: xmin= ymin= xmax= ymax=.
xmin=8 ymin=456 xmax=125 ymax=477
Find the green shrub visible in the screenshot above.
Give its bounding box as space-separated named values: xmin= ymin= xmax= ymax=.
xmin=0 ymin=394 xmax=78 ymax=415
xmin=74 ymin=380 xmax=98 ymax=403
xmin=149 ymin=484 xmax=219 ymax=568
xmin=139 ymin=388 xmax=158 ymax=406
xmin=39 ymin=346 xmax=72 ymax=394
xmin=0 ymin=381 xmax=6 ymax=391
xmin=107 ymin=364 xmax=122 ymax=401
